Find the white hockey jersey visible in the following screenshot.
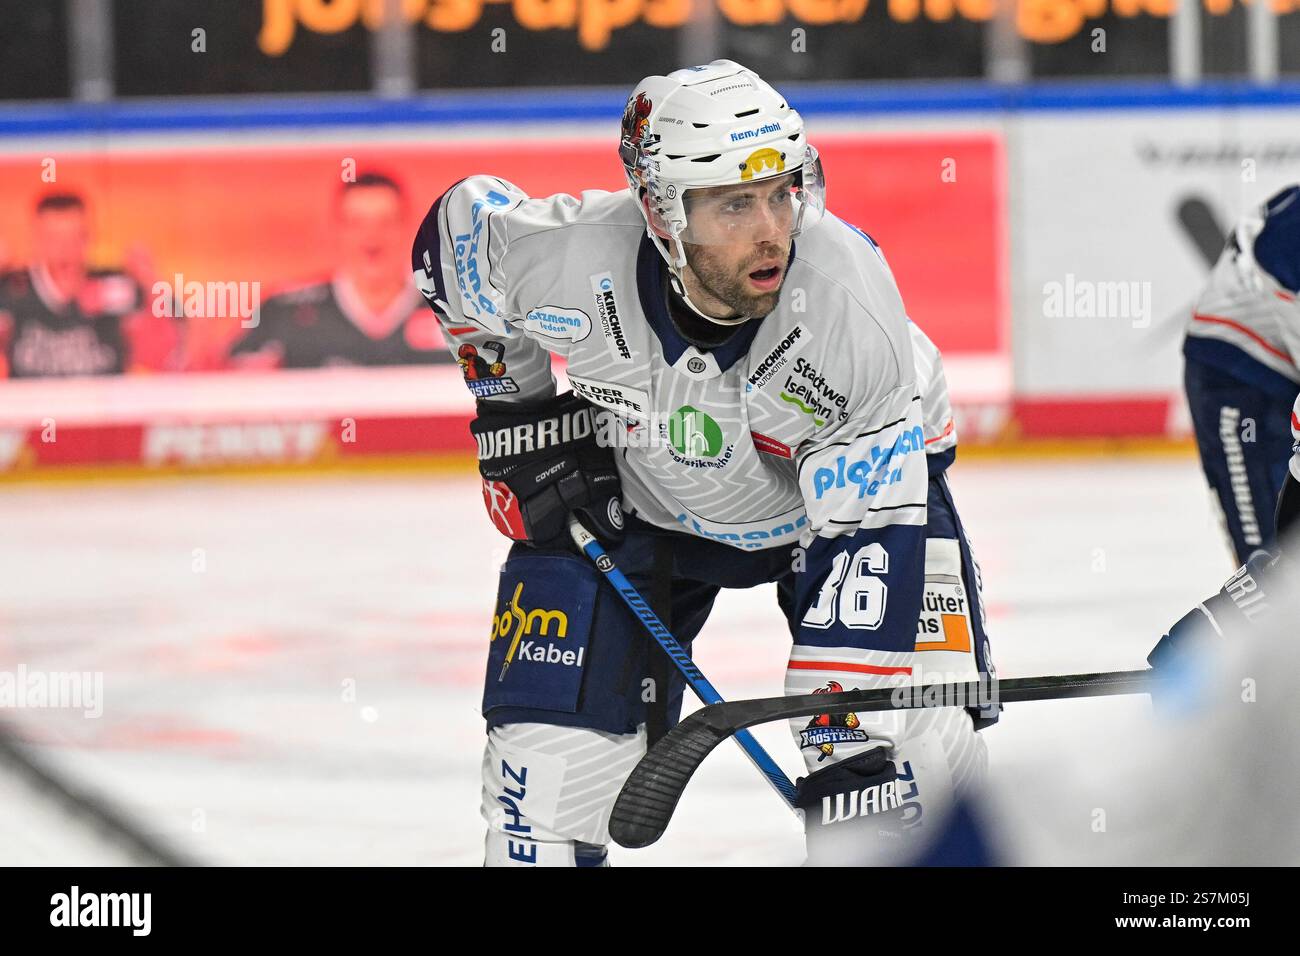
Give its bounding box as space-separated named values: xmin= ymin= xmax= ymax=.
xmin=413 ymin=175 xmax=957 ymax=664
xmin=413 ymin=177 xmax=957 ymax=546
xmin=1188 ymin=185 xmax=1300 ymax=384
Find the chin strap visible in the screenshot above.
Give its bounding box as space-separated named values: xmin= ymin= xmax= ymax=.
xmin=661 ymin=233 xmax=753 ymax=327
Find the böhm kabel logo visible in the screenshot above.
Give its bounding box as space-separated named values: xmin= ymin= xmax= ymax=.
xmin=493 ymin=582 xmax=580 ymax=679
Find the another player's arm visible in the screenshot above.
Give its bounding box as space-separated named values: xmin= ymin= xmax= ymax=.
xmin=1149 ymin=396 xmax=1300 ymax=673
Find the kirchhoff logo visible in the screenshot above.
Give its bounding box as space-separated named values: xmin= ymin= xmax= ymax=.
xmin=747 ymin=325 xmax=808 ymax=391
xmin=50 ymin=886 xmax=151 ymax=936
xmin=590 ymin=273 xmax=632 ymax=361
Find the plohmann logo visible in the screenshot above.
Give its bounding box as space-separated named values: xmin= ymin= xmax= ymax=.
xmin=590 ymin=272 xmax=632 ymax=362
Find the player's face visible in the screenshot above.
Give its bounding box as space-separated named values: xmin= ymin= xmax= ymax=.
xmin=33 ymin=208 xmax=90 ymax=274
xmin=337 ymin=186 xmax=406 ymax=284
xmin=680 ymin=175 xmax=795 ymax=318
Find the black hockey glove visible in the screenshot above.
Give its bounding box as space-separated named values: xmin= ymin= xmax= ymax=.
xmin=470 ymin=391 xmax=624 ymax=550
xmin=795 ymin=746 xmax=909 ymax=865
xmin=1147 ymin=548 xmax=1290 ymax=672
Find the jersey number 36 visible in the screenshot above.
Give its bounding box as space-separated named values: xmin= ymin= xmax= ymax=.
xmin=801 ymin=544 xmax=889 ymax=630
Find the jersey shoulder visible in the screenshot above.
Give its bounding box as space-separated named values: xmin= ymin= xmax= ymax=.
xmin=417 ymin=175 xmax=645 ymax=332
xmin=788 ymin=212 xmax=912 ymax=389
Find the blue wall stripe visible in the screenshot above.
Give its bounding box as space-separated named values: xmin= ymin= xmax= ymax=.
xmin=4 ymin=81 xmax=1300 ymax=137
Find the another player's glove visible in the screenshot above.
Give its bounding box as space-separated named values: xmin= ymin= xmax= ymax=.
xmin=470 ymin=391 xmax=624 ymax=550
xmin=1147 ymin=548 xmax=1288 ymax=673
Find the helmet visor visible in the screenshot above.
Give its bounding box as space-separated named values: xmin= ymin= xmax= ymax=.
xmin=656 ymin=146 xmax=826 ymax=246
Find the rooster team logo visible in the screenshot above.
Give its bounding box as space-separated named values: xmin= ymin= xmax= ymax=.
xmin=620 ymin=93 xmax=655 ymax=186
xmin=799 ymin=681 xmax=870 ymax=761
xmin=621 ymin=92 xmax=652 ymax=149
xmin=458 ymin=341 xmax=519 ymax=397
xmin=739 ymin=147 xmax=785 ymax=182
xmin=457 ymin=341 xmax=506 ymax=380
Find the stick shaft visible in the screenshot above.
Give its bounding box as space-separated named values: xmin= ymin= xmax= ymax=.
xmin=569 ymin=520 xmax=798 ymax=807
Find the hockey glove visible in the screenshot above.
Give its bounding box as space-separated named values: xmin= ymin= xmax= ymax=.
xmin=796 ymin=746 xmax=909 ymax=865
xmin=1147 ymin=548 xmax=1289 ymax=671
xmin=470 ymin=391 xmax=624 ymax=550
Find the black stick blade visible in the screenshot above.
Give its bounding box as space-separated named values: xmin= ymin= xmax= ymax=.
xmin=610 ymin=710 xmax=728 ymax=849
xmin=610 ymin=669 xmax=1161 ymax=849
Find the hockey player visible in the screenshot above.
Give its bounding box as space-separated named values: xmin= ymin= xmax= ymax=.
xmin=1149 ymin=389 xmax=1298 ymax=671
xmin=1184 ymin=185 xmax=1300 ymax=564
xmin=909 ymin=402 xmax=1300 ymax=867
xmin=412 ymin=61 xmax=995 ymax=866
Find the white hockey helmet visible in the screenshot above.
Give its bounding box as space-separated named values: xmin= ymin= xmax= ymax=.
xmin=619 ymin=60 xmax=826 ymax=322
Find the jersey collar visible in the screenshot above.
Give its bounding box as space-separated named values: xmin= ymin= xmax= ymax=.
xmin=636 ymin=234 xmax=793 ymax=377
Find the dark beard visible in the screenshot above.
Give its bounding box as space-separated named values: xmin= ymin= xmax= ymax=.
xmin=684 ymin=244 xmax=784 ymax=319
xmin=664 ymin=271 xmax=740 ymax=348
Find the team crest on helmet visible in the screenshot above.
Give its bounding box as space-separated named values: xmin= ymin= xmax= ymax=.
xmin=739 ymin=147 xmax=785 ymax=182
xmin=620 ymin=93 xmax=657 ymax=186
xmin=622 ymin=92 xmax=653 ymax=148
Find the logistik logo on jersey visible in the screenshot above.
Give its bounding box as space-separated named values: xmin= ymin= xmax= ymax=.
xmin=493 ymin=581 xmax=579 ymax=681
xmin=812 ymin=425 xmax=925 ymax=500
xmin=661 ymin=405 xmax=735 ymax=468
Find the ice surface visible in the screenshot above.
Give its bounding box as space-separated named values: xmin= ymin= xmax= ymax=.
xmin=0 ymin=455 xmax=1233 ymax=865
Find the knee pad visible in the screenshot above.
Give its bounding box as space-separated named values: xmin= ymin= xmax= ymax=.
xmin=481 ymin=721 xmax=645 ymax=865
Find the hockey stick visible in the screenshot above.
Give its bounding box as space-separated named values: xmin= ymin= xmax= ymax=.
xmin=609 ymin=668 xmax=1166 ymax=849
xmin=568 ymin=518 xmax=799 ymax=810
